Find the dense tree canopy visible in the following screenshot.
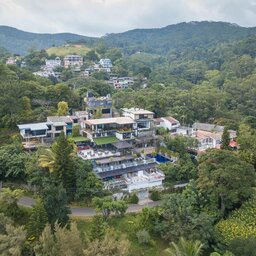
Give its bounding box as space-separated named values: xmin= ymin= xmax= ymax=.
xmin=197 ymin=149 xmax=255 ymax=216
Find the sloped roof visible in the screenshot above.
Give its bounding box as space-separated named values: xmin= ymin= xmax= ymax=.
xmin=163 ymin=116 xmax=179 ymax=124
xmin=193 ymin=123 xmax=224 ymax=133
xmin=195 ymin=130 xmax=222 ymax=140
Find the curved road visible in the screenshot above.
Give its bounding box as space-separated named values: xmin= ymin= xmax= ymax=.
xmin=18 ymin=196 xmax=160 ymax=217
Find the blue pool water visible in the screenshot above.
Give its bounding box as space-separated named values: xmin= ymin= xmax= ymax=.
xmin=148 ymin=154 xmax=171 ymax=163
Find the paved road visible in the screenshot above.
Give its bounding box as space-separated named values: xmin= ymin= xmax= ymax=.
xmin=18 ymin=196 xmax=160 ymax=217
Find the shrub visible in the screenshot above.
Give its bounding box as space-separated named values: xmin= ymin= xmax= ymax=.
xmin=129 ymin=193 xmax=139 ymax=204
xmin=216 ymin=197 xmax=256 ymax=243
xmin=228 ymin=236 xmax=256 ymax=256
xmin=150 ymin=190 xmax=161 ymax=201
xmin=136 ymin=229 xmax=151 ymax=244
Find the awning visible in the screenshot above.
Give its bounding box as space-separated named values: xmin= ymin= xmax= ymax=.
xmin=111 ymin=141 xmax=133 ymax=149
xmin=93 ymin=136 xmax=119 ymax=145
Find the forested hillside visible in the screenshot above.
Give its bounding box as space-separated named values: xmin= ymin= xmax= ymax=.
xmin=0 ymin=26 xmax=96 ymax=55
xmin=104 ymin=21 xmax=256 ymax=54
xmin=1 ymin=34 xmax=256 ymax=130
xmin=2 ymin=21 xmax=256 ymax=55
xmin=110 ymin=35 xmax=256 ymax=129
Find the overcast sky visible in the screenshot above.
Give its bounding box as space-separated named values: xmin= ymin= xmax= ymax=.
xmin=1 ymin=0 xmax=256 ymax=36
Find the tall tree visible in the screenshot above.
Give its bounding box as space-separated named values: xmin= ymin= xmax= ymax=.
xmin=160 ymin=192 xmax=215 ymax=248
xmin=55 ymin=223 xmax=84 ymax=256
xmin=237 ymin=124 xmax=256 ymax=170
xmin=39 ymin=131 xmax=76 ymax=189
xmin=41 ymin=181 xmax=71 ymax=228
xmin=197 ymin=149 xmax=255 ymax=216
xmin=89 ymin=215 xmax=106 ymax=241
xmin=75 ymin=165 xmax=103 ymax=202
xmin=34 ymin=223 xmax=84 ymax=256
xmin=84 ymin=229 xmax=130 ymax=256
xmin=57 ymin=101 xmax=68 ymax=116
xmin=34 ymin=224 xmax=57 ymax=256
xmin=92 ymin=197 xmax=128 ymax=219
xmin=221 ymin=127 xmax=230 ymax=150
xmin=0 ymin=213 xmax=27 ymax=256
xmin=27 ymin=198 xmax=48 ymax=240
xmin=20 ymin=96 xmax=33 ymax=122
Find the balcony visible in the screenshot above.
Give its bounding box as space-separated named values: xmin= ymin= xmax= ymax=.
xmin=94 ymin=158 xmax=156 ymax=174
xmin=125 ymin=170 xmax=165 ymax=192
xmin=116 ymin=128 xmax=133 ymax=133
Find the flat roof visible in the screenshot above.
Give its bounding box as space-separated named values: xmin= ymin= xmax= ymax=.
xmin=72 ymin=136 xmax=90 ymax=142
xmin=85 ymin=117 xmax=135 ymax=126
xmin=95 ymin=155 xmax=134 ymax=165
xmin=122 ymin=108 xmax=154 ymax=115
xmin=47 ymin=116 xmax=73 ymax=123
xmin=111 ymin=141 xmax=133 ymax=149
xmin=52 ymin=122 xmax=66 ymax=126
xmin=18 ymin=122 xmax=48 ymax=131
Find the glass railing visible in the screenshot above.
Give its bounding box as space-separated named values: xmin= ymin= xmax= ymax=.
xmin=94 ymin=158 xmax=156 ymax=173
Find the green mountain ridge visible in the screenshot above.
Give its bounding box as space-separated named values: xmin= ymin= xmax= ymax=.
xmin=104 ymin=21 xmax=256 ymax=54
xmin=0 ymin=25 xmax=97 ymax=55
xmin=1 ymin=21 xmax=256 ymax=55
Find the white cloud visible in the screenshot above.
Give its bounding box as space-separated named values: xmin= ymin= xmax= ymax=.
xmin=0 ymin=0 xmax=256 ymax=36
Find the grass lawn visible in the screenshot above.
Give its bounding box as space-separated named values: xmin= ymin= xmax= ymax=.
xmin=46 ymin=44 xmax=90 ymax=56
xmin=93 ymin=136 xmax=119 ymax=145
xmin=74 ymin=213 xmax=168 ymax=256
xmin=72 ymin=136 xmax=90 ymax=143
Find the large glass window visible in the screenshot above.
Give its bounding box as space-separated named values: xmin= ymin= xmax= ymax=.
xmin=31 ymin=129 xmax=47 ymax=136
xmin=138 ymin=121 xmax=150 ymax=129
xmin=55 ymin=126 xmax=64 ymax=131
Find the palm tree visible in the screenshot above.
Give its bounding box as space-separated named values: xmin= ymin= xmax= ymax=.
xmin=38 ymin=132 xmax=76 ymax=173
xmin=38 ymin=148 xmax=56 ymax=173
xmin=38 ymin=132 xmax=77 ymax=189
xmin=165 ymin=237 xmax=204 ymax=256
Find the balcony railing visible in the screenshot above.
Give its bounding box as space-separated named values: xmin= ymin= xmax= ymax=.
xmin=94 ymin=158 xmax=156 ymax=173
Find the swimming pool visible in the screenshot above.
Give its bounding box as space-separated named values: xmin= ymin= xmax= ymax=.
xmin=148 ymin=153 xmax=171 ymax=163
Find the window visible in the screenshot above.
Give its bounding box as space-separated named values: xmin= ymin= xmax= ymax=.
xmin=139 ymin=114 xmax=148 ymax=119
xmin=138 ymin=121 xmax=150 ymax=129
xmin=31 ymin=130 xmax=46 ymax=136
xmin=102 ymin=108 xmax=111 ymax=114
xmin=55 ymin=126 xmax=64 ymax=131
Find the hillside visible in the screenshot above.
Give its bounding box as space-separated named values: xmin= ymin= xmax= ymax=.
xmin=0 ymin=26 xmax=96 ymax=55
xmin=46 ymin=44 xmax=90 ymax=56
xmin=104 ymin=21 xmax=256 ymax=54
xmin=2 ymin=21 xmax=256 ymax=56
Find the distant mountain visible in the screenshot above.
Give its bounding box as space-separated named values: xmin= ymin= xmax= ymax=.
xmin=103 ymin=21 xmax=256 ymax=54
xmin=1 ymin=21 xmax=256 ymax=55
xmin=0 ymin=26 xmax=97 ymax=55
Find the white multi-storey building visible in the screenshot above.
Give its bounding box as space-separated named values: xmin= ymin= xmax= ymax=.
xmin=64 ymin=55 xmax=83 ymax=68
xmin=99 ymin=58 xmax=113 ymax=68
xmin=45 ymin=57 xmax=62 ymax=69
